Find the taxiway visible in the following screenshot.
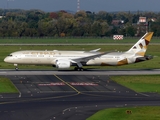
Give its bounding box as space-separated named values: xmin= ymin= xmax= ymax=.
xmin=0 ymin=69 xmax=159 ymax=120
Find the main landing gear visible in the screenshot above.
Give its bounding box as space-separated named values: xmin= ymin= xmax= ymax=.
xmin=74 ymin=62 xmax=84 ymax=71
xmin=74 ymin=67 xmax=84 ymax=71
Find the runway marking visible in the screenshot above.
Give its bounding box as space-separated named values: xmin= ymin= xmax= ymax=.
xmin=0 ymin=93 xmax=80 ymax=105
xmin=53 ymin=74 xmax=81 ymax=94
xmin=38 ymin=82 xmax=65 ymax=86
xmin=80 ymin=91 xmax=116 ymax=93
xmin=137 ymin=92 xmax=150 ymax=97
xmin=40 ymin=91 xmax=76 ymax=93
xmin=70 ymin=82 xmax=98 ymax=86
xmin=37 ymin=82 xmax=98 ymax=86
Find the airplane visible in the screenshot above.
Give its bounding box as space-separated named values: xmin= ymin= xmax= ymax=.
xmin=4 ymin=32 xmax=154 ymax=71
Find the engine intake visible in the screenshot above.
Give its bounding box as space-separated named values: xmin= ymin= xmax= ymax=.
xmin=55 ymin=59 xmax=71 ymax=69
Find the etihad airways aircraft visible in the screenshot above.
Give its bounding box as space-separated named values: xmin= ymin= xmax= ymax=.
xmin=4 ymin=32 xmax=153 ymax=71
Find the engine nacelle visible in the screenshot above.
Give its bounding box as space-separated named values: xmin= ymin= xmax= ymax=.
xmin=55 ymin=59 xmax=71 ymax=69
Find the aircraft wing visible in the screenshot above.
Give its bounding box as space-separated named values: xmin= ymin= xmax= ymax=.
xmin=89 ymin=48 xmax=101 ymax=53
xmin=71 ymin=51 xmax=108 ymax=63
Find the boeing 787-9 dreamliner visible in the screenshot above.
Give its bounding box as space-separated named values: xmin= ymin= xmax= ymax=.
xmin=4 ymin=32 xmax=154 ymax=71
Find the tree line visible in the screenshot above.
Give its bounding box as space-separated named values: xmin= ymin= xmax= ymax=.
xmin=0 ymin=9 xmax=160 ymax=37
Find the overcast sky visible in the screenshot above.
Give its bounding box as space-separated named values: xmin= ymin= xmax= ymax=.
xmin=0 ymin=0 xmax=160 ymax=12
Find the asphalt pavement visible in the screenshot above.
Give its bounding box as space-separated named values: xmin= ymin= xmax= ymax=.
xmin=0 ymin=70 xmax=160 ymax=120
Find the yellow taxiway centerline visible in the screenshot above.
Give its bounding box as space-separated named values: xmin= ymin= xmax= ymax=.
xmin=53 ymin=74 xmax=81 ymax=94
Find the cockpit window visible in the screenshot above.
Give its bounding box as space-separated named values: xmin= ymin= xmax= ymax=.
xmin=8 ymin=54 xmax=13 ymax=57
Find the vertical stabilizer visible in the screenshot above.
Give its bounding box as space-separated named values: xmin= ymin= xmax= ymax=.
xmin=126 ymin=32 xmax=154 ymax=56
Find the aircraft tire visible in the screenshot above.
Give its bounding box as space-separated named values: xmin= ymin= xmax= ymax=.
xmin=74 ymin=67 xmax=83 ymax=71
xmin=15 ymin=68 xmax=18 ymax=71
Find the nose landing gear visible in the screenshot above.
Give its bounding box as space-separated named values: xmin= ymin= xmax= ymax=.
xmin=14 ymin=64 xmax=18 ymax=71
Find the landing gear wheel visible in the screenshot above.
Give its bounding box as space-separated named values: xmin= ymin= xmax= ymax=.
xmin=15 ymin=67 xmax=19 ymax=71
xmin=80 ymin=68 xmax=84 ymax=71
xmin=74 ymin=67 xmax=84 ymax=71
xmin=74 ymin=67 xmax=78 ymax=71
xmin=14 ymin=64 xmax=18 ymax=71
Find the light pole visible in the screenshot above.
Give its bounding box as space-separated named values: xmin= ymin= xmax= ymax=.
xmin=77 ymin=0 xmax=80 ymax=12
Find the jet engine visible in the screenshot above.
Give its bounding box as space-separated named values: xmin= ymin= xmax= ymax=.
xmin=55 ymin=59 xmax=71 ymax=69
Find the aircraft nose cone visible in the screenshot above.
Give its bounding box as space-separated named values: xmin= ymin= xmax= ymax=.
xmin=4 ymin=57 xmax=8 ymax=63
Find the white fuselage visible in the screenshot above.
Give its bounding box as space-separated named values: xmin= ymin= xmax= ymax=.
xmin=4 ymin=50 xmax=136 ymax=67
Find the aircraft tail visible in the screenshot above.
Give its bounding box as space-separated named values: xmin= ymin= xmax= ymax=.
xmin=126 ymin=32 xmax=154 ymax=56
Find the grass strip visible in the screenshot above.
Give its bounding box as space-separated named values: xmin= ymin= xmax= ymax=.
xmin=0 ymin=76 xmax=19 ymax=93
xmin=0 ymin=38 xmax=159 ymax=44
xmin=87 ymin=106 xmax=160 ymax=120
xmin=110 ymin=75 xmax=160 ymax=93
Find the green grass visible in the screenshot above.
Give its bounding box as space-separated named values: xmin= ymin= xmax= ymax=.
xmin=0 ymin=38 xmax=138 ymax=44
xmin=110 ymin=75 xmax=160 ymax=93
xmin=0 ymin=37 xmax=160 ymax=44
xmin=87 ymin=106 xmax=160 ymax=120
xmin=0 ymin=76 xmax=19 ymax=93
